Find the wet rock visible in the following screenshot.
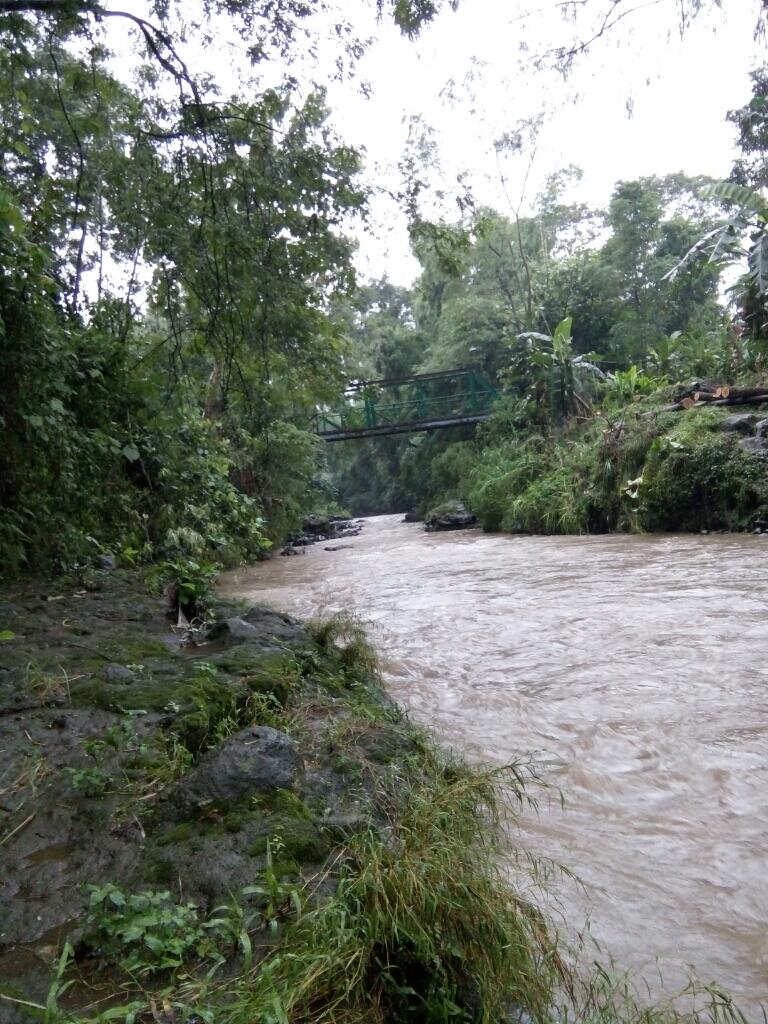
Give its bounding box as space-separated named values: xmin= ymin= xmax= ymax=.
xmin=722 ymin=413 xmax=760 ymax=434
xmin=95 ymin=553 xmax=117 ymax=571
xmin=738 ymin=436 xmax=768 ymax=458
xmin=209 ymin=608 xmax=307 ymax=650
xmin=222 ymin=616 xmax=264 ymax=642
xmin=302 ymin=513 xmax=332 ymax=535
xmin=171 ymin=726 xmax=302 ymax=816
xmin=324 ymin=544 xmax=353 ymax=552
xmin=756 ymin=418 xmax=768 ymax=438
xmin=103 ymin=663 xmax=136 ymax=682
xmin=402 ymin=511 xmax=422 ymax=523
xmin=287 ymin=516 xmax=364 ymax=550
xmin=424 ymin=501 xmax=477 ymax=532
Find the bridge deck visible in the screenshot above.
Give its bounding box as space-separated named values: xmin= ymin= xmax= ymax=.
xmin=319 ymin=411 xmax=490 ymax=442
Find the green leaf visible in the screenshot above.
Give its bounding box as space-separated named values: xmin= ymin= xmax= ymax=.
xmin=705 ymin=181 xmax=768 ymax=219
xmin=121 ymin=443 xmax=141 ymax=462
xmin=749 ymin=231 xmax=768 ymax=295
xmin=0 ymin=629 xmax=16 ymax=642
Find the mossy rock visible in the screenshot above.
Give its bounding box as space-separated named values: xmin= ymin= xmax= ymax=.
xmin=249 ymin=824 xmax=327 ymax=866
xmin=253 ymin=788 xmax=313 ymax=821
xmin=69 ymin=673 xmax=187 ymax=714
xmin=209 ymin=647 xmax=294 ymax=681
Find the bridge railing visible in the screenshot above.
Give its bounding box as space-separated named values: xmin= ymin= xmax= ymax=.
xmin=313 ymin=372 xmax=497 ymax=437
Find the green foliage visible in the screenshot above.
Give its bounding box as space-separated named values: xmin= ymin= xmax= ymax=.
xmin=159 ymin=558 xmax=220 ymax=616
xmin=603 ymin=366 xmax=660 ymax=409
xmin=453 ymin=394 xmax=768 ymax=537
xmin=0 ymin=18 xmax=365 ymax=576
xmin=229 ymin=755 xmax=560 ymax=1024
xmin=328 ymin=176 xmax=729 ymax=518
xmin=82 ymin=885 xmax=220 ymax=976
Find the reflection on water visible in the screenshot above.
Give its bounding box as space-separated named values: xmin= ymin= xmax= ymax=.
xmin=220 ymin=515 xmax=768 ymax=1015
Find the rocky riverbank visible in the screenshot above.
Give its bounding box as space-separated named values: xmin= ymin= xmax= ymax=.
xmin=280 ymin=514 xmax=365 ymax=555
xmin=0 ymin=568 xmax=561 ymax=1023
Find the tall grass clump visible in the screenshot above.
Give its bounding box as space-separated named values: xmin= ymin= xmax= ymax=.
xmin=226 ymin=753 xmax=565 ymax=1024
xmin=467 ymin=439 xmax=548 ymax=531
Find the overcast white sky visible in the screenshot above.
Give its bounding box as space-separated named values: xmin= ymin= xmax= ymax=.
xmin=319 ymin=1 xmax=764 ymax=284
xmin=103 ymin=1 xmax=765 ymax=288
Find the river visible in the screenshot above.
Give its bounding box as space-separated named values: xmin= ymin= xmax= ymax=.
xmin=219 ymin=515 xmax=768 ymax=1015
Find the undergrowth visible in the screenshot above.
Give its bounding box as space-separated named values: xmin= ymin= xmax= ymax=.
xmin=226 ymin=756 xmax=562 ymax=1024
xmin=461 ymin=396 xmax=768 ymax=535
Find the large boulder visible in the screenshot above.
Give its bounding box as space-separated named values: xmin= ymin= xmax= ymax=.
xmin=722 ymin=413 xmax=760 ymax=434
xmin=171 ymin=726 xmax=302 ymax=818
xmin=424 ymin=502 xmax=477 ymax=532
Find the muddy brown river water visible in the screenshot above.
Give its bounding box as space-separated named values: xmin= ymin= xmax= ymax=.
xmin=220 ymin=515 xmax=768 ymax=1016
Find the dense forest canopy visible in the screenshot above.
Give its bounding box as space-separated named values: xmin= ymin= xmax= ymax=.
xmin=1 ymin=0 xmax=767 ymax=577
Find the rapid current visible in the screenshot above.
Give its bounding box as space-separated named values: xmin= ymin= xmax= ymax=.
xmin=220 ymin=515 xmax=768 ymax=1015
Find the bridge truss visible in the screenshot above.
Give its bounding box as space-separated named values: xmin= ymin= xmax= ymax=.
xmin=313 ymin=369 xmax=498 ymax=442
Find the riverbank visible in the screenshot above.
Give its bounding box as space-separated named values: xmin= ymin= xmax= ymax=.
xmin=0 ymin=567 xmax=563 ymax=1023
xmin=424 ymin=393 xmax=768 ymax=536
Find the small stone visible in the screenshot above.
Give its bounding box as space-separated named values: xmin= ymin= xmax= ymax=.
xmin=738 ymin=436 xmax=768 ymax=458
xmin=103 ymin=663 xmax=136 ymax=682
xmin=96 ymin=553 xmax=117 ymax=571
xmin=223 ymin=617 xmax=263 ymax=641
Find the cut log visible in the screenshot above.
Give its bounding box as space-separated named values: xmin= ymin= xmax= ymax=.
xmin=709 ymin=394 xmax=768 ymax=407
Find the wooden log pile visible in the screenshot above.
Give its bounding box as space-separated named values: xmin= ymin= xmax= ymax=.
xmin=664 ymin=383 xmax=768 ymax=412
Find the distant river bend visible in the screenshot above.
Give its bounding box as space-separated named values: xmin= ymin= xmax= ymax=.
xmin=220 ymin=515 xmax=768 ymax=1016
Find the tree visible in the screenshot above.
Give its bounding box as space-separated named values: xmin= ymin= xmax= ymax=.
xmin=729 ymin=64 xmax=768 ymax=191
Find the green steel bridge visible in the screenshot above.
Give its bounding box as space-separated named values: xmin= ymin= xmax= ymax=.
xmin=313 ymin=369 xmax=498 ymax=442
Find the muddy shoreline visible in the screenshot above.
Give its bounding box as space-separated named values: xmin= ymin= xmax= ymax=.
xmin=0 ymin=569 xmax=424 ymax=1019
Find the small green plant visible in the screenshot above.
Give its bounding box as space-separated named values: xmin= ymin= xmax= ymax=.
xmin=65 ymin=736 xmax=114 ymax=797
xmin=243 ymin=838 xmax=303 ymax=933
xmin=603 ymin=365 xmax=659 ymax=407
xmin=83 ymin=885 xmax=214 ymax=975
xmin=167 ymin=558 xmax=219 ymax=609
xmin=65 ymin=764 xmax=112 ymax=797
